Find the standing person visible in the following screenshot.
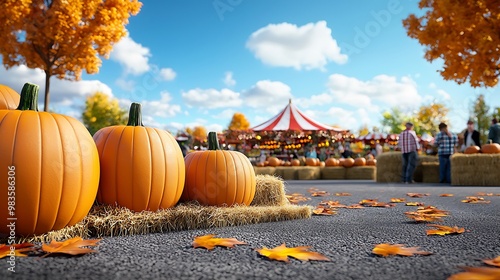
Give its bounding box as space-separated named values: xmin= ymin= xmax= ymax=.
xmin=434 ymin=122 xmax=458 ymax=184
xmin=462 ymin=120 xmax=481 ymax=151
xmin=375 ymin=142 xmax=383 ymax=157
xmin=398 ymin=122 xmax=420 ymax=184
xmin=488 ymin=118 xmax=500 ymax=144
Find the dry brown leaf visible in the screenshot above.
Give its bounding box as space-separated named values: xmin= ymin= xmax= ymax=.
xmin=41 ymin=237 xmax=101 ymax=257
xmin=405 ymin=202 xmax=425 ymax=206
xmin=447 ymin=266 xmax=500 ymax=280
xmin=483 ymin=256 xmax=500 ymax=267
xmin=312 ymin=206 xmax=336 ymax=215
xmin=0 ymin=243 xmax=35 ymax=259
xmin=192 ymin=234 xmax=247 ymax=250
xmin=359 ymin=199 xmax=395 ymax=208
xmin=319 ymin=200 xmax=347 ymax=208
xmin=439 ymin=193 xmax=454 ymax=197
xmin=286 ymin=193 xmax=310 ymax=204
xmin=407 ymin=193 xmax=430 ymax=198
xmin=405 ymin=206 xmax=449 ymax=222
xmin=390 ymin=198 xmax=406 ymax=203
xmin=426 ymin=224 xmax=465 ymax=236
xmin=346 ymin=204 xmax=365 ymax=209
xmin=372 ymin=243 xmax=432 ymax=257
xmin=461 ymin=196 xmax=490 ymax=204
xmin=256 ymin=243 xmax=331 ymax=263
xmin=311 ymin=191 xmax=329 ymax=197
xmin=335 ymin=192 xmax=351 ymax=196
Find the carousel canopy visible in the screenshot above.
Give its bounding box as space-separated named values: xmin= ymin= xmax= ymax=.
xmin=251 ymin=99 xmax=346 ymax=132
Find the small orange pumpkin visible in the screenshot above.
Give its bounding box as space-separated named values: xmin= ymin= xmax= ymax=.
xmin=94 ymin=103 xmax=185 ymax=212
xmin=0 ymin=83 xmax=99 ymax=236
xmin=305 ymin=157 xmax=317 ymax=166
xmin=366 ymin=159 xmax=377 ymax=166
xmin=291 ymin=159 xmax=301 ymax=166
xmin=319 ymin=161 xmax=325 ymax=167
xmin=464 ymin=146 xmax=481 ymax=154
xmin=182 ymin=132 xmax=256 ymax=206
xmin=343 ymin=158 xmax=355 ymax=168
xmin=267 ymin=157 xmax=281 ymax=167
xmin=0 ymin=84 xmax=20 ymax=110
xmin=354 ymin=158 xmax=366 ymax=166
xmin=481 ymin=143 xmax=500 ymax=154
xmin=325 ymin=158 xmax=339 ymax=166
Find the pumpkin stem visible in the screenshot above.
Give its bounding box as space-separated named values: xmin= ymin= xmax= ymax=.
xmin=208 ymin=131 xmax=221 ymax=150
xmin=16 ymin=83 xmax=40 ymax=111
xmin=127 ymin=103 xmax=144 ymax=126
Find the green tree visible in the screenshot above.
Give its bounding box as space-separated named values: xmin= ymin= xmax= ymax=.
xmin=82 ymin=92 xmax=127 ymax=135
xmin=0 ymin=0 xmax=142 ymax=111
xmin=414 ymin=102 xmax=449 ymax=136
xmin=492 ymin=107 xmax=500 ymax=120
xmin=472 ymin=94 xmax=491 ymax=145
xmin=381 ymin=108 xmax=406 ymax=134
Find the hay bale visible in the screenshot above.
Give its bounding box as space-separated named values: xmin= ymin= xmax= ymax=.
xmin=7 ymin=175 xmax=312 ymax=243
xmin=254 ymin=166 xmax=276 ymax=176
xmin=321 ymin=167 xmax=346 ymax=179
xmin=297 ymin=166 xmax=321 ymax=180
xmin=451 ymin=154 xmax=500 ymax=186
xmin=251 ymin=175 xmax=288 ymax=206
xmin=345 ymin=166 xmax=376 ymax=180
xmin=376 ymin=152 xmax=402 ymax=183
xmin=273 ymin=166 xmax=285 ymax=179
xmin=413 ymin=155 xmax=439 ymax=182
xmin=279 ymin=167 xmax=299 ymax=180
xmin=421 ymin=162 xmax=440 ymax=183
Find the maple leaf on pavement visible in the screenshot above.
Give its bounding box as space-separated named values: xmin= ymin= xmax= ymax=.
xmin=312 ymin=206 xmax=336 ymax=215
xmin=390 ymin=198 xmax=406 ymax=203
xmin=483 ymin=256 xmax=500 ymax=267
xmin=311 ymin=191 xmax=329 ymax=197
xmin=406 ymin=193 xmax=430 ymax=198
xmin=192 ymin=234 xmax=247 ymax=250
xmin=426 ymin=224 xmax=465 ymax=236
xmin=447 ymin=266 xmax=500 ymax=280
xmin=439 ymin=193 xmax=454 ymax=197
xmin=256 ymin=243 xmax=331 ymax=263
xmin=461 ymin=196 xmax=490 ymax=204
xmin=41 ymin=237 xmax=101 ymax=257
xmin=405 ymin=202 xmax=425 ymax=206
xmin=0 ymin=243 xmax=35 ymax=259
xmin=372 ymin=244 xmax=432 ymax=257
xmin=335 ymin=192 xmax=351 ymax=196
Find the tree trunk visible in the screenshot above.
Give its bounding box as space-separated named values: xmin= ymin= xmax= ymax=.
xmin=44 ymin=70 xmax=50 ymax=112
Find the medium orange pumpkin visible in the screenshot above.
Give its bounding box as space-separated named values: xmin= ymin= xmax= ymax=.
xmin=94 ymin=103 xmax=185 ymax=212
xmin=319 ymin=161 xmax=325 ymax=167
xmin=267 ymin=156 xmax=281 ymax=167
xmin=0 ymin=84 xmax=20 ymax=110
xmin=305 ymin=157 xmax=317 ymax=166
xmin=256 ymin=162 xmax=265 ymax=167
xmin=182 ymin=132 xmax=256 ymax=206
xmin=481 ymin=143 xmax=500 ymax=154
xmin=354 ymin=158 xmax=366 ymax=166
xmin=366 ymin=159 xmax=377 ymax=166
xmin=325 ymin=158 xmax=339 ymax=166
xmin=464 ymin=146 xmax=481 ymax=154
xmin=291 ymin=159 xmax=301 ymax=166
xmin=343 ymin=158 xmax=355 ymax=168
xmin=0 ymin=83 xmax=100 ymax=236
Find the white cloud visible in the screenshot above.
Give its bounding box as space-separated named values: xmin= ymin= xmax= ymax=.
xmin=119 ymin=91 xmax=181 ymax=127
xmin=115 ymin=78 xmax=136 ymax=91
xmin=214 ymin=109 xmax=236 ymax=120
xmin=436 ymin=89 xmax=451 ymax=100
xmin=159 ymin=68 xmax=177 ymax=81
xmin=246 ymin=21 xmax=347 ymax=70
xmin=327 ymin=74 xmax=421 ymax=110
xmin=110 ymin=34 xmax=151 ymax=75
xmin=242 ymin=80 xmax=292 ymax=113
xmin=296 ymin=93 xmax=333 ymax=108
xmin=223 ymin=71 xmax=236 ymax=87
xmin=182 ymin=88 xmax=241 ymax=109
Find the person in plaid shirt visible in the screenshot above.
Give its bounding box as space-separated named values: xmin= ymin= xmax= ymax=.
xmin=434 ymin=122 xmax=458 ymax=184
xmin=398 ymin=122 xmax=420 ymax=184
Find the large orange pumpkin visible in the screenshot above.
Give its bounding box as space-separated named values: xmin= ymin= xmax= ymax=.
xmin=305 ymin=157 xmax=317 ymax=166
xmin=291 ymin=159 xmax=301 ymax=166
xmin=267 ymin=156 xmax=281 ymax=167
xmin=182 ymin=132 xmax=256 ymax=206
xmin=325 ymin=158 xmax=339 ymax=166
xmin=94 ymin=103 xmax=185 ymax=212
xmin=481 ymin=143 xmax=500 ymax=154
xmin=0 ymin=84 xmax=20 ymax=110
xmin=343 ymin=158 xmax=355 ymax=168
xmin=366 ymin=159 xmax=377 ymax=166
xmin=0 ymin=83 xmax=100 ymax=236
xmin=354 ymin=158 xmax=366 ymax=166
xmin=464 ymin=146 xmax=480 ymax=154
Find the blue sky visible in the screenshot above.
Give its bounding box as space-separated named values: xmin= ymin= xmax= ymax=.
xmin=1 ymin=0 xmax=498 ymax=134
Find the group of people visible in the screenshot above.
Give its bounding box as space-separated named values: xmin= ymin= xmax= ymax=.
xmin=399 ymin=118 xmax=500 ymax=184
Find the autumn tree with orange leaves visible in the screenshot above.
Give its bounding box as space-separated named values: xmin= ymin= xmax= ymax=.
xmin=403 ymin=0 xmax=500 ymax=88
xmin=0 ymin=0 xmax=142 ymax=111
xmin=228 ymin=112 xmax=250 ymax=131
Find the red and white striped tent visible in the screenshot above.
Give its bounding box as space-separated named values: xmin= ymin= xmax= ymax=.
xmin=251 ymin=99 xmax=346 ymax=132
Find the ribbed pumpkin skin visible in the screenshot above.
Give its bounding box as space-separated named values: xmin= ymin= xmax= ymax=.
xmin=0 ymin=111 xmax=100 ymax=236
xmin=481 ymin=143 xmax=500 ymax=154
xmin=182 ymin=149 xmax=256 ymax=206
xmin=94 ymin=126 xmax=185 ymax=212
xmin=0 ymin=84 xmax=20 ymax=110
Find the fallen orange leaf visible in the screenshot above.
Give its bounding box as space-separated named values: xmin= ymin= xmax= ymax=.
xmin=426 ymin=224 xmax=465 ymax=236
xmin=390 ymin=198 xmax=406 ymax=203
xmin=311 ymin=191 xmax=329 ymax=197
xmin=346 ymin=204 xmax=365 ymax=209
xmin=41 ymin=237 xmax=101 ymax=257
xmin=307 ymin=187 xmax=320 ymax=193
xmin=372 ymin=243 xmax=432 ymax=257
xmin=407 ymin=193 xmax=430 ymax=198
xmin=447 ymin=266 xmax=500 ymax=280
xmin=335 ymin=192 xmax=351 ymax=196
xmin=256 ymin=243 xmax=331 ymax=262
xmin=312 ymin=206 xmax=336 ymax=215
xmin=358 ymin=199 xmax=394 ymax=207
xmin=0 ymin=243 xmax=35 ymax=259
xmin=405 ymin=202 xmax=425 ymax=206
xmin=476 ymin=192 xmax=493 ymax=196
xmin=286 ymin=193 xmax=310 ymax=204
xmin=483 ymin=256 xmax=500 ymax=267
xmin=192 ymin=234 xmax=247 ymax=250
xmin=461 ymin=196 xmax=490 ymax=204
xmin=405 ymin=206 xmax=449 ymax=222
xmin=439 ymin=193 xmax=454 ymax=197
xmin=319 ymin=200 xmax=347 ymax=208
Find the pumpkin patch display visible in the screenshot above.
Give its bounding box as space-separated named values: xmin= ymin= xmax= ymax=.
xmin=182 ymin=132 xmax=256 ymax=206
xmin=0 ymin=83 xmax=100 ymax=236
xmin=93 ymin=103 xmax=185 ymax=212
xmin=0 ymin=84 xmax=20 ymax=109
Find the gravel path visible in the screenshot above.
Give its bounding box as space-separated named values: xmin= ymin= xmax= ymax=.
xmin=3 ymin=180 xmax=500 ymax=280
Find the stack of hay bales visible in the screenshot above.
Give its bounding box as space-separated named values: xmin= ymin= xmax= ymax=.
xmin=376 ymin=152 xmax=403 ymax=183
xmin=297 ymin=166 xmax=321 ymax=180
xmin=413 ymin=155 xmax=439 ymax=182
xmin=345 ymin=166 xmax=376 ymax=180
xmin=253 ymin=166 xmax=276 ymax=176
xmin=451 ymin=154 xmax=500 ymax=186
xmin=320 ymin=166 xmax=346 ymax=179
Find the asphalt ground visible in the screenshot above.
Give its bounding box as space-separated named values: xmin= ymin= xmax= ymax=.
xmin=2 ymin=180 xmax=500 ymax=280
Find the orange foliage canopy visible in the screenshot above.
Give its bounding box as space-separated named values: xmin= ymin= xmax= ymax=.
xmin=403 ymin=0 xmax=500 ymax=88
